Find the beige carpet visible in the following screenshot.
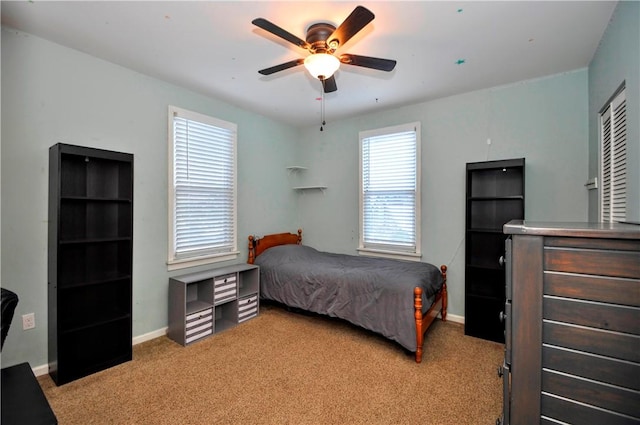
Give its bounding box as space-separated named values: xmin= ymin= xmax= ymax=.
xmin=39 ymin=304 xmax=504 ymax=424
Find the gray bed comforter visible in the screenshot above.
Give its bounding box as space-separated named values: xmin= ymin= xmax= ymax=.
xmin=254 ymin=244 xmax=444 ymax=352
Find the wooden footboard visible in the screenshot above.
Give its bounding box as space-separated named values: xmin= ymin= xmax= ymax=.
xmin=414 ymin=265 xmax=448 ymax=363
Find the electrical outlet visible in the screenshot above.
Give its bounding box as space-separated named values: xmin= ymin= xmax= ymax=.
xmin=22 ymin=313 xmax=35 ymax=330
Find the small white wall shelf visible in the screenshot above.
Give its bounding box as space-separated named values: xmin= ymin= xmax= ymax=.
xmin=286 ymin=166 xmax=308 ymax=171
xmin=293 ymin=186 xmax=327 ymax=191
xmin=286 ymin=166 xmax=307 ymax=176
xmin=287 ymin=166 xmax=326 ymax=192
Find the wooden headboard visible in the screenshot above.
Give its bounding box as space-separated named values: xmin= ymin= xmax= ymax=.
xmin=248 ymin=229 xmax=302 ymax=264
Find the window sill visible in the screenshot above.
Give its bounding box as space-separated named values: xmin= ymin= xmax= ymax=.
xmin=167 ymin=251 xmax=240 ymax=271
xmin=357 ymin=248 xmax=422 ymax=262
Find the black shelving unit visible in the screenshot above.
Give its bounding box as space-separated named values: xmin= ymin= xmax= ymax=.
xmin=48 ymin=143 xmax=133 ymax=385
xmin=465 ymin=158 xmax=524 ymax=342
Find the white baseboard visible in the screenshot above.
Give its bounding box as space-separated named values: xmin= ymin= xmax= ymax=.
xmin=446 ymin=313 xmax=464 ymax=324
xmin=32 ymin=327 xmax=168 ymax=377
xmin=132 ymin=327 xmax=168 ymax=345
xmin=32 ymin=363 xmax=49 ymax=377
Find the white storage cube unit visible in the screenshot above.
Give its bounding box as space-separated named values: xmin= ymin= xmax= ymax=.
xmin=168 ymin=264 xmax=259 ymax=346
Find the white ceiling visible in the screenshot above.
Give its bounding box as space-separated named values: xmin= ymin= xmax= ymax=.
xmin=1 ymin=1 xmax=617 ymax=128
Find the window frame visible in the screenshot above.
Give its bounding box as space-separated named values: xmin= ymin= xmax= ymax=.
xmin=599 ymin=85 xmax=627 ymax=223
xmin=167 ymin=105 xmax=239 ymax=271
xmin=358 ymin=121 xmax=422 ymax=261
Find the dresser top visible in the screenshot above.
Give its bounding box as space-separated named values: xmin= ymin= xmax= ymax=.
xmin=504 ymin=220 xmax=640 ymax=239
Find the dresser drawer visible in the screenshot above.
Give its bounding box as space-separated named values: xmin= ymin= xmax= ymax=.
xmin=543 ymin=295 xmax=640 ymax=334
xmin=543 ymin=320 xmax=639 ymax=363
xmin=542 ymin=345 xmax=640 ymax=391
xmin=238 ymin=295 xmax=258 ymax=323
xmin=544 ymin=246 xmax=640 ymax=279
xmin=542 ymin=368 xmax=640 ymax=420
xmin=214 ymin=274 xmax=237 ymax=304
xmin=544 ymin=272 xmax=640 ymax=307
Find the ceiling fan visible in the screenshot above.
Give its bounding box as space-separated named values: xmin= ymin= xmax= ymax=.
xmin=252 ymin=5 xmax=397 ymax=93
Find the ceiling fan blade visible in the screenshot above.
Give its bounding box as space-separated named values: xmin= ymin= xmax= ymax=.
xmin=258 ymin=59 xmax=305 ymax=75
xmin=252 ymin=18 xmax=310 ymax=50
xmin=339 ymin=54 xmax=396 ymax=72
xmin=322 ymin=76 xmax=337 ymax=93
xmin=328 ymin=6 xmax=375 ymax=49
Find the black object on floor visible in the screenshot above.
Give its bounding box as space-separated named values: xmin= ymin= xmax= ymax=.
xmin=1 ymin=362 xmax=58 ymax=425
xmin=0 ymin=288 xmax=19 ymax=350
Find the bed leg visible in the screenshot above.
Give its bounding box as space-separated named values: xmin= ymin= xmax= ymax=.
xmin=248 ymin=236 xmax=255 ymax=264
xmin=440 ymin=265 xmax=448 ymax=322
xmin=414 ymin=287 xmax=423 ymax=363
xmin=441 ymin=283 xmax=448 ymax=322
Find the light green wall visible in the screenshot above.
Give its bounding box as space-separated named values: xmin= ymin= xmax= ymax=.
xmin=2 ymin=2 xmax=637 ymax=369
xmin=588 ymin=0 xmax=640 ymax=222
xmin=1 ymin=28 xmax=299 ymax=368
xmin=295 ymin=70 xmax=590 ymax=319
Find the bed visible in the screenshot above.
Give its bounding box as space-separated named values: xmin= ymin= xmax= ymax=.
xmin=247 ymin=229 xmax=447 ymax=363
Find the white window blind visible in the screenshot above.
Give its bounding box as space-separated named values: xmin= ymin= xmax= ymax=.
xmin=359 ymin=122 xmax=421 ymax=258
xmin=168 ymin=106 xmax=237 ymax=268
xmin=600 ymin=87 xmax=626 ymax=223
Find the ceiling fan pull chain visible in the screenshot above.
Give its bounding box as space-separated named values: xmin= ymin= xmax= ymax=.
xmin=320 ymin=82 xmax=326 ymax=131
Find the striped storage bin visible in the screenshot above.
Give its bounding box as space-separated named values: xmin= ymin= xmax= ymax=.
xmin=185 ymin=308 xmax=213 ymax=344
xmin=238 ymin=295 xmax=258 ymax=323
xmin=214 ymin=274 xmax=237 ymax=305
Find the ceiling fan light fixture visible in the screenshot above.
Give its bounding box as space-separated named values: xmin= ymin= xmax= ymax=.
xmin=304 ymin=53 xmax=340 ymax=80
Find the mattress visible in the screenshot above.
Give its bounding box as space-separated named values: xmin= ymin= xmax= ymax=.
xmin=255 ymin=244 xmax=444 ymax=351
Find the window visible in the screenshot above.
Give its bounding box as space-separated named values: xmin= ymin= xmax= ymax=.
xmin=359 ymin=122 xmax=421 ymax=260
xmin=600 ymin=86 xmax=626 ymax=223
xmin=168 ymin=106 xmax=238 ymax=270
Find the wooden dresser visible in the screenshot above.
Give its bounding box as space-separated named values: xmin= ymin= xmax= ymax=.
xmin=501 ymin=221 xmax=640 ymax=425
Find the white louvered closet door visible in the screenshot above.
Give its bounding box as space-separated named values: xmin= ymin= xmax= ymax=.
xmin=600 ymin=88 xmax=626 ymax=223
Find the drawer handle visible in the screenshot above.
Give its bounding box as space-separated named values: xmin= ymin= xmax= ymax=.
xmin=498 ymin=256 xmax=505 ymax=268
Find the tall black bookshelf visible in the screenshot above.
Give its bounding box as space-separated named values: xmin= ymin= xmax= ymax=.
xmin=465 ymin=158 xmax=524 ymax=342
xmin=48 ymin=143 xmax=133 ymax=385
